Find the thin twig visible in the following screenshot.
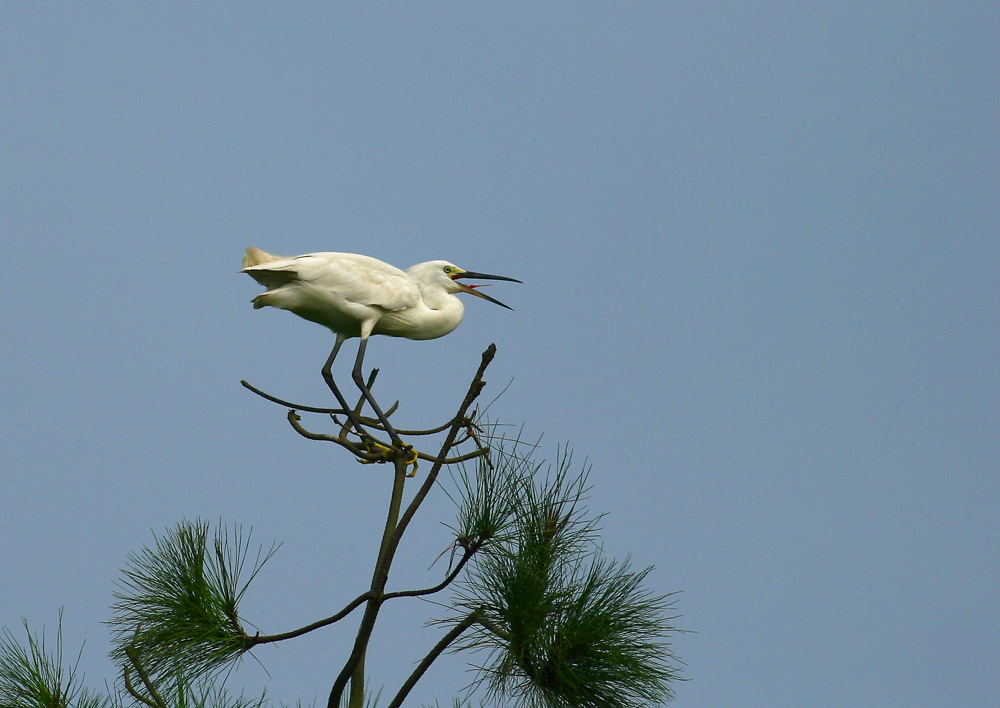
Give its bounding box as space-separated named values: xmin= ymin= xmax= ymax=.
xmin=326 ymin=344 xmax=497 ymax=708
xmin=329 ymin=458 xmax=409 ymax=708
xmin=288 ymin=410 xmax=487 ymax=466
xmin=385 ymin=345 xmax=496 ymax=563
xmin=243 ymin=591 xmax=374 ymax=648
xmin=385 ymin=610 xmax=483 ymax=708
xmin=241 ymin=380 xmax=350 ymax=415
xmin=242 ymin=378 xmax=397 ymax=425
xmin=124 ymin=647 xmax=169 ymax=708
xmin=415 ymin=448 xmax=487 ymax=465
xmin=381 ymin=542 xmax=481 ymax=602
xmin=387 ymin=419 xmax=457 ymax=436
xmin=475 ymin=615 xmax=512 ymax=642
xmin=123 ymin=668 xmax=160 ymax=708
xmin=285 ymin=411 xmax=387 ymax=462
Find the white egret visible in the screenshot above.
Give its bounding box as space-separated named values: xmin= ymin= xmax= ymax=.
xmin=241 ymin=247 xmax=520 ymax=445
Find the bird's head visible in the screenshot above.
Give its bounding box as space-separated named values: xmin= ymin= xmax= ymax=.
xmin=410 ymin=261 xmax=522 ymax=310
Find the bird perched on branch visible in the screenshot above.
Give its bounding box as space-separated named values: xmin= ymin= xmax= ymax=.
xmin=241 ymin=247 xmax=520 ymax=447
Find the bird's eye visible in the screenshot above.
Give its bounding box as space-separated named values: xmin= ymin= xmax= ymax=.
xmin=443 ymin=266 xmax=453 ymax=274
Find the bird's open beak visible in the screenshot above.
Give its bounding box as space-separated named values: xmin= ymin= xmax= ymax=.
xmin=451 ymin=270 xmax=522 ymax=310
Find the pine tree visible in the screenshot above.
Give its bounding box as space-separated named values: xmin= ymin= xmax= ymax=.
xmin=2 ymin=346 xmax=684 ymax=708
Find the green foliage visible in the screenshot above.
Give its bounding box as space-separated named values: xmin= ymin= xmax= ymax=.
xmin=0 ymin=612 xmax=109 ymax=708
xmin=6 ymin=348 xmax=684 ymax=707
xmin=442 ymin=426 xmax=536 ymax=553
xmin=108 ymin=519 xmax=278 ymax=683
xmin=114 ymin=668 xmax=269 ymax=708
xmin=125 ymin=672 xmax=270 ymax=708
xmin=420 ymin=699 xmax=487 ymax=708
xmin=0 ymin=612 xmax=269 ymax=708
xmin=451 ymin=440 xmax=684 ymax=708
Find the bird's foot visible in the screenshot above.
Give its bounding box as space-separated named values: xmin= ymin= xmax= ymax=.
xmin=357 ymin=439 xmax=420 ymax=477
xmin=358 ymin=439 xmax=393 ymax=463
xmin=401 ymin=444 xmax=419 ymax=477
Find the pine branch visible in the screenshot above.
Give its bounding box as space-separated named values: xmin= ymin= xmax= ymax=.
xmin=0 ymin=611 xmax=109 ymax=708
xmin=326 ymin=344 xmax=497 ymax=708
xmin=386 ymin=610 xmax=482 ymax=708
xmin=450 ymin=439 xmax=686 ymax=708
xmin=108 ymin=520 xmax=278 ymax=682
xmin=243 ymin=591 xmax=373 ymax=648
xmin=381 ymin=543 xmax=482 ymax=602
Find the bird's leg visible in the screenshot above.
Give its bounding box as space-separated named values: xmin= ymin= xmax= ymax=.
xmin=354 ymin=368 xmax=379 ymax=415
xmin=321 ymin=337 xmax=371 ymax=441
xmin=351 ymin=338 xmax=404 ymax=448
xmin=341 ymin=368 xmax=378 ymax=438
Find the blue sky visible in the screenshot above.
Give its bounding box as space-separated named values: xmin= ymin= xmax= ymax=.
xmin=2 ymin=3 xmax=997 ymax=706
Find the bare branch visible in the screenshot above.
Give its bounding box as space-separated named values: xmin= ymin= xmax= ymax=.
xmin=122 ymin=667 xmax=160 ymax=708
xmin=386 ymin=610 xmax=482 ymax=708
xmin=475 ymin=615 xmax=512 ymax=642
xmin=285 ymin=411 xmax=388 ymax=463
xmin=326 ymin=344 xmax=497 ymax=708
xmin=386 ymin=345 xmax=496 ymax=562
xmin=124 ymin=647 xmax=169 ymax=708
xmin=242 ymin=591 xmax=374 ymax=649
xmin=241 ymin=379 xmax=349 ymax=415
xmin=382 ymin=541 xmax=482 ymax=602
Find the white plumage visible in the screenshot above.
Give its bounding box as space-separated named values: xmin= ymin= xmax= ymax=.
xmin=241 ymin=247 xmax=520 ymax=444
xmin=242 ymin=248 xmax=503 ymax=341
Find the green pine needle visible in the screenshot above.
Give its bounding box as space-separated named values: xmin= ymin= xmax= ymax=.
xmin=108 ymin=519 xmax=279 ymax=683
xmin=450 ymin=437 xmax=685 ymax=708
xmin=443 ymin=424 xmax=539 ymax=551
xmin=0 ymin=611 xmax=109 ymax=708
xmin=118 ymin=671 xmax=269 ymax=708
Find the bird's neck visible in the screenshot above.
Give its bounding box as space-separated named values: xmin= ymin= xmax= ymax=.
xmin=416 ymin=287 xmax=465 ymax=338
xmin=411 ymin=279 xmax=445 ymax=309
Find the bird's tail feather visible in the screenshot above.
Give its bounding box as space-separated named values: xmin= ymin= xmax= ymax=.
xmin=242 ymin=247 xmax=282 ymax=269
xmin=251 ymin=292 xmax=272 ymax=309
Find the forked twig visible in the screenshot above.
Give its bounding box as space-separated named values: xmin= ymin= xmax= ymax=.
xmin=241 ymin=344 xmax=502 ymax=708
xmin=326 ymin=344 xmax=498 ymax=708
xmin=123 ymin=647 xmax=169 ymax=708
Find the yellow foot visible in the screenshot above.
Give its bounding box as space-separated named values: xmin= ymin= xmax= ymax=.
xmin=356 ymin=440 xmax=420 ymax=477
xmin=358 ymin=440 xmax=392 ymax=464
xmin=403 ymin=445 xmax=420 ymax=477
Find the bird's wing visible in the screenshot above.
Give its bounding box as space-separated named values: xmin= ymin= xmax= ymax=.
xmin=283 ymin=252 xmax=420 ymax=312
